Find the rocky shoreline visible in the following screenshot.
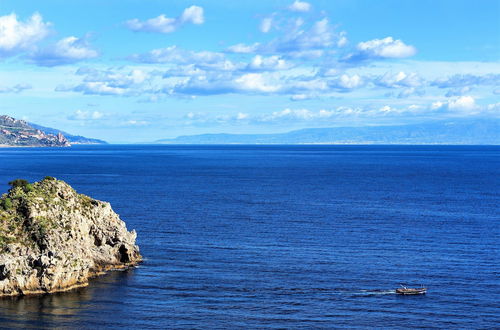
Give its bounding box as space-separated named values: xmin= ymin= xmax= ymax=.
xmin=0 ymin=177 xmax=141 ymax=297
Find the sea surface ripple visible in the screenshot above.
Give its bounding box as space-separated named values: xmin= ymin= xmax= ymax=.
xmin=0 ymin=145 xmax=498 ymax=329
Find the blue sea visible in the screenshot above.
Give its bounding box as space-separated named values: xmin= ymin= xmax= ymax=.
xmin=0 ymin=145 xmax=498 ymax=329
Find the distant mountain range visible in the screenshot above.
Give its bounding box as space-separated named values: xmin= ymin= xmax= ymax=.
xmin=0 ymin=115 xmax=106 ymax=147
xmin=157 ymin=119 xmax=500 ymax=145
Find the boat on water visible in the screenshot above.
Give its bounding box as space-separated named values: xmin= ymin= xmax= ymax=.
xmin=396 ymin=286 xmax=427 ymax=295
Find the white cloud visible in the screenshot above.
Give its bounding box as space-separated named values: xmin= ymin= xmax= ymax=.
xmin=180 ymin=5 xmax=204 ymax=24
xmin=327 ymin=74 xmax=363 ymax=90
xmin=288 ymin=77 xmax=329 ymax=93
xmin=432 ymin=74 xmax=500 ymax=88
xmin=236 ymin=112 xmax=249 ymax=120
xmin=0 ymin=12 xmax=51 ymax=56
xmin=260 ymin=17 xmax=273 ymax=33
xmin=53 ymin=37 xmax=98 ymax=60
xmin=30 ymin=36 xmax=99 ymax=66
xmin=288 ymin=1 xmax=312 ymax=12
xmin=181 ymin=103 xmax=455 ymax=125
xmin=234 ymin=73 xmax=281 ymax=93
xmin=74 ymin=82 xmax=128 ymax=96
xmin=258 ymin=104 xmax=441 ymax=122
xmin=246 ymin=55 xmax=289 ymax=71
xmin=0 ymin=83 xmax=32 ymax=93
xmin=344 ymin=37 xmax=416 ymax=62
xmin=182 ymin=98 xmax=500 ymax=127
xmin=255 ymin=107 xmax=366 ymax=122
xmin=319 ymin=68 xmax=338 ymax=77
xmin=428 ymin=96 xmax=500 ymax=116
xmin=358 ymin=37 xmax=416 ymax=58
xmin=182 ymin=107 xmax=366 ymax=125
xmin=266 ymin=108 xmax=314 ymax=120
xmin=56 ymin=67 xmax=153 ymax=96
xmin=407 ymin=105 xmax=423 ymax=112
xmin=445 ymin=86 xmax=472 ymax=97
xmin=171 ymin=71 xmax=285 ymax=96
xmin=338 ymin=74 xmax=363 ymax=89
xmin=77 ymin=67 xmax=150 ymax=85
xmin=486 ymin=102 xmax=500 ymax=113
xmin=290 ymin=94 xmax=313 ymax=101
xmin=226 ymin=43 xmax=260 ymax=53
xmin=0 ymin=12 xmax=98 ymax=66
xmin=379 ymin=105 xmax=394 ymax=113
xmin=126 ymin=6 xmax=204 ymax=34
xmin=432 ymin=96 xmax=478 ymax=112
xmin=130 ymin=45 xmax=227 ymax=68
xmin=431 ymin=101 xmax=445 ymax=110
xmin=68 ymin=110 xmax=104 ymax=121
xmin=270 ymin=18 xmax=334 ymax=53
xmin=374 ymin=71 xmax=422 ymax=88
xmin=226 ymin=18 xmax=344 ymax=58
xmin=123 ymin=120 xmax=149 ymax=126
xmin=396 ymin=87 xmax=423 ymax=98
xmin=337 ymin=31 xmax=348 ymax=47
xmin=448 ymin=96 xmax=477 ymax=111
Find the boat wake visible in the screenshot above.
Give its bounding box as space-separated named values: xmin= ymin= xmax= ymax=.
xmin=352 ymin=289 xmax=397 ymax=296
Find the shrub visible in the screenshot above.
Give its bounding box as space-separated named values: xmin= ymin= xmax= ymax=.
xmin=1 ymin=198 xmax=12 ymax=210
xmin=24 ymin=184 xmax=34 ymax=193
xmin=8 ymin=179 xmax=30 ymax=189
xmin=8 ymin=179 xmax=34 ymax=193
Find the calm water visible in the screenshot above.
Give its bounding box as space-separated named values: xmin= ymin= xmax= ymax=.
xmin=0 ymin=145 xmax=498 ymax=329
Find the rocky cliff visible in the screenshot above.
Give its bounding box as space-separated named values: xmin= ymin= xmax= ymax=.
xmin=0 ymin=115 xmax=70 ymax=147
xmin=0 ymin=177 xmax=141 ymax=297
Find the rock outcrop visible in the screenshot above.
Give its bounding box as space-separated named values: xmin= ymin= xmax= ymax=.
xmin=0 ymin=115 xmax=70 ymax=147
xmin=0 ymin=177 xmax=141 ymax=297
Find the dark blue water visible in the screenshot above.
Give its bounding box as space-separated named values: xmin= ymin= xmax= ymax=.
xmin=0 ymin=145 xmax=498 ymax=329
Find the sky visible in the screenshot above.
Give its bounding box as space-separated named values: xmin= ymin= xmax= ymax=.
xmin=0 ymin=0 xmax=499 ymax=143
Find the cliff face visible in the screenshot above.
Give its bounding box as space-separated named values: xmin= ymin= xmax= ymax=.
xmin=0 ymin=115 xmax=70 ymax=147
xmin=0 ymin=178 xmax=141 ymax=297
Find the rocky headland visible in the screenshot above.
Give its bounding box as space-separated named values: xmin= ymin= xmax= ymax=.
xmin=0 ymin=177 xmax=141 ymax=297
xmin=29 ymin=122 xmax=108 ymax=145
xmin=0 ymin=115 xmax=70 ymax=147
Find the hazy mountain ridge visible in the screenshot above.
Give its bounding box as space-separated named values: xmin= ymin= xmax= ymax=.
xmin=157 ymin=119 xmax=500 ymax=145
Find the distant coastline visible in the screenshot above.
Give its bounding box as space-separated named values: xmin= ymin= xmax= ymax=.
xmin=155 ymin=142 xmax=500 ymax=146
xmin=155 ymin=118 xmax=500 ymax=145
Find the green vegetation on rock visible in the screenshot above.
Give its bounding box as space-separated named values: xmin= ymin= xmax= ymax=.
xmin=0 ymin=177 xmax=63 ymax=250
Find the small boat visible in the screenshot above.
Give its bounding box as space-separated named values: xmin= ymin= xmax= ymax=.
xmin=396 ymin=286 xmax=427 ymax=295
